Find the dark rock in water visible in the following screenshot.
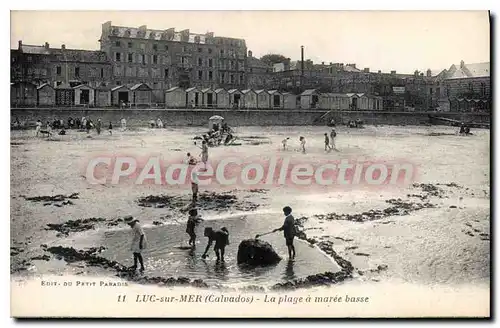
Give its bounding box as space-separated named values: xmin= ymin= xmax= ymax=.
xmin=23 ymin=193 xmax=80 ymax=207
xmin=31 ymin=255 xmax=51 ymax=261
xmin=45 ymin=217 xmax=106 ymax=235
xmin=237 ymin=239 xmax=281 ymax=266
xmin=152 ymin=221 xmax=163 ymax=226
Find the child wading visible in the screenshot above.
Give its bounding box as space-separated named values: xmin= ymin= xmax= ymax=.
xmin=330 ymin=128 xmax=337 ymax=150
xmin=186 ymin=209 xmax=204 ymax=247
xmin=128 ymin=219 xmax=147 ymax=272
xmin=201 ymin=227 xmax=229 ymax=262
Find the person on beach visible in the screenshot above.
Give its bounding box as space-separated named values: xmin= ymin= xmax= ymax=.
xmin=96 ymin=119 xmax=102 ymax=135
xmin=121 ymin=118 xmax=127 ymax=131
xmin=85 ymin=119 xmax=92 ymax=134
xmin=282 ymin=137 xmax=290 ymax=151
xmin=46 ymin=121 xmax=52 ymax=138
xmin=186 ymin=208 xmax=204 ymax=247
xmin=299 ymin=136 xmax=306 ymax=154
xmin=157 ymin=118 xmax=164 ymax=129
xmin=201 ymin=227 xmax=230 ymax=262
xmin=191 ymin=176 xmax=199 ymax=203
xmin=128 ymin=219 xmax=147 ymax=272
xmin=35 ymin=119 xmax=42 ymax=137
xmin=273 ymin=206 xmax=296 ymax=259
xmin=108 ymin=121 xmax=113 ymax=135
xmin=198 ymin=140 xmax=209 ymax=168
xmin=186 ymin=152 xmax=197 ymax=166
xmin=330 ymin=128 xmax=337 ymax=150
xmin=324 ymin=133 xmax=332 ymax=152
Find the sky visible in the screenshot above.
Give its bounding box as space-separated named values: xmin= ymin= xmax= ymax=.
xmin=10 ymin=10 xmax=490 ymax=74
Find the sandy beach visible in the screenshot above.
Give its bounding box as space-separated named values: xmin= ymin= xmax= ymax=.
xmin=10 ymin=124 xmax=490 ymax=316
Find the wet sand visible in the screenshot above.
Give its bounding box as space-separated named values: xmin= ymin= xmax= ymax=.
xmin=10 ymin=125 xmax=490 ymax=292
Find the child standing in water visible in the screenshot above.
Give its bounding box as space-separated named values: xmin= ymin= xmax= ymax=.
xmin=201 ymin=227 xmax=230 ymax=262
xmin=299 ymin=136 xmax=306 ymax=154
xmin=186 ymin=209 xmax=204 ymax=247
xmin=324 ymin=133 xmax=332 ymax=152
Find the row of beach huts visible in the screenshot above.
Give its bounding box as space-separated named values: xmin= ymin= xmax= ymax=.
xmin=11 ymin=81 xmax=384 ymax=111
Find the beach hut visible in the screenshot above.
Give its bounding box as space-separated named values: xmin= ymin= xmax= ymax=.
xmin=255 ymin=89 xmax=270 ymax=109
xmin=319 ymin=93 xmax=334 ymax=110
xmin=208 ymin=115 xmax=224 ymax=131
xmin=201 ymin=88 xmax=216 ymax=108
xmin=228 ymin=89 xmax=242 ymax=109
xmin=268 ymin=90 xmax=283 ymax=109
xmin=55 ymin=82 xmax=75 ymax=106
xmin=111 ymin=85 xmax=132 ymax=107
xmin=130 ymin=83 xmax=152 ymax=106
xmin=186 ymin=87 xmax=201 ymax=108
xmin=36 ymin=83 xmax=55 ymax=107
xmin=214 ymin=88 xmax=230 ymax=109
xmin=346 ymin=93 xmax=361 ymax=110
xmin=165 ymin=87 xmax=186 ymax=108
xmin=300 ymin=89 xmax=320 ymax=109
xmin=368 ymin=95 xmax=383 ymax=110
xmin=328 ymin=93 xmax=350 ymax=110
xmin=11 ymin=82 xmax=37 ymax=107
xmin=95 ymin=86 xmax=112 ymax=107
xmin=241 ymin=89 xmax=258 ymax=109
xmin=73 ymin=84 xmax=95 ymax=106
xmin=283 ymin=92 xmax=297 ymax=109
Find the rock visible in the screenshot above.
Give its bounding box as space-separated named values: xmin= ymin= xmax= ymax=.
xmin=449 ymin=205 xmax=457 ymax=208
xmin=237 ymin=239 xmax=282 ymax=266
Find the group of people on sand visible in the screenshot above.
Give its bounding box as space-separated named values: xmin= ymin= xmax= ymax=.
xmin=126 ymin=205 xmax=297 ymax=272
xmin=281 ymin=128 xmax=338 ymax=154
xmin=149 ymin=118 xmax=164 ymax=129
xmin=33 ymin=117 xmax=131 ymax=138
xmin=459 ymin=122 xmax=472 ymax=136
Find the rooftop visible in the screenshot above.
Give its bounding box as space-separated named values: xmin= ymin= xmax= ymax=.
xmin=16 ymin=43 xmax=109 ymax=63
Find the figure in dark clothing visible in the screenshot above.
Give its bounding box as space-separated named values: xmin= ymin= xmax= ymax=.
xmin=86 ymin=120 xmax=92 ymax=133
xmin=108 ymin=122 xmax=113 ymax=135
xmin=75 ymin=118 xmax=81 ymax=130
xmin=273 ymin=206 xmax=296 ymax=259
xmin=186 ymin=209 xmax=204 ymax=247
xmin=201 ymin=227 xmax=229 ymax=262
xmin=459 ymin=123 xmax=465 ymax=135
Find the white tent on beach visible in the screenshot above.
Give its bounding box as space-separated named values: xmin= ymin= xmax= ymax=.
xmin=208 ymin=115 xmax=224 ymax=131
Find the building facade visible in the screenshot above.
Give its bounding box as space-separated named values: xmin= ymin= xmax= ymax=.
xmin=99 ymin=21 xmax=247 ymax=103
xmin=11 ymin=41 xmax=111 ymax=89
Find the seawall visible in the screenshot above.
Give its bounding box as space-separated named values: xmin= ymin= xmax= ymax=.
xmin=11 ymin=108 xmax=491 ymax=128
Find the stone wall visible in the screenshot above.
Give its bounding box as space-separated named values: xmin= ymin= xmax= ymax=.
xmin=11 ymin=108 xmax=490 ymax=128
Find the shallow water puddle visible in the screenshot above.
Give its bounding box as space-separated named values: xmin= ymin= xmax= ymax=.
xmin=72 ymin=213 xmax=340 ymax=286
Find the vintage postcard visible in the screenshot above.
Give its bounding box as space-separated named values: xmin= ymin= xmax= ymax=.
xmin=10 ymin=10 xmax=491 ymax=318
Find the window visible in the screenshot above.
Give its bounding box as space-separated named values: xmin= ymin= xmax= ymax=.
xmin=208 ymin=71 xmax=213 ymax=80
xmin=481 ymin=83 xmax=486 ymax=96
xmin=208 ymin=48 xmax=212 ymax=54
xmin=239 ymin=75 xmax=244 ymax=84
xmin=208 ymin=59 xmax=213 ymax=67
xmin=182 ymin=46 xmax=187 ymax=52
xmin=230 ymin=74 xmax=235 ymax=84
xmin=181 ymin=57 xmax=185 ymax=64
xmin=115 ymin=41 xmax=121 ymax=47
xmin=27 ymin=56 xmax=32 ymax=62
xmin=153 ymin=44 xmax=158 ymax=51
xmin=115 ymin=53 xmax=121 ymax=62
xmin=128 ymin=42 xmax=132 ymax=48
xmin=140 ymin=43 xmax=146 ymax=50
xmin=128 ymin=53 xmax=133 ymax=63
xmin=220 ymin=49 xmax=224 ymax=55
xmin=153 ymin=55 xmax=158 ymax=64
xmin=56 ymin=66 xmax=61 ymax=75
xmin=430 ymin=88 xmax=433 ymax=95
xmin=75 ymin=67 xmax=80 ymax=77
xmin=153 ymin=82 xmax=158 ymax=88
xmin=198 ymin=70 xmax=203 ymax=80
xmin=198 ymin=58 xmax=203 ymax=66
xmin=198 ymin=47 xmax=202 ymax=53
xmin=165 ymin=45 xmax=169 ymax=51
xmin=164 ymin=68 xmax=169 ymax=78
xmin=100 ymin=68 xmax=104 ymax=78
xmin=141 ymin=54 xmax=146 ymax=64
xmin=468 ymin=83 xmax=473 ymax=92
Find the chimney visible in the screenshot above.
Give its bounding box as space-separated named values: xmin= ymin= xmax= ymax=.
xmin=322 ymin=61 xmax=325 ymax=65
xmin=61 ymin=44 xmax=66 ymax=50
xmin=301 ymin=45 xmax=304 ymax=77
xmin=363 ymin=68 xmax=369 ymax=73
xmin=248 ymin=50 xmax=253 ymax=58
xmin=378 ymin=70 xmax=381 ymax=74
xmin=391 ymin=70 xmax=396 ymax=75
xmin=460 ymin=60 xmax=465 ymax=69
xmin=205 ymin=31 xmax=214 ymax=38
xmin=139 ymin=25 xmax=147 ymax=30
xmin=45 ymin=42 xmax=49 ymax=49
xmin=18 ymin=40 xmax=22 ymax=50
xmin=426 ymin=69 xmax=432 ymax=77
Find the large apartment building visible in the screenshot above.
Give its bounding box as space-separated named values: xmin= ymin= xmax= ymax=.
xmin=99 ymin=21 xmax=247 ymax=103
